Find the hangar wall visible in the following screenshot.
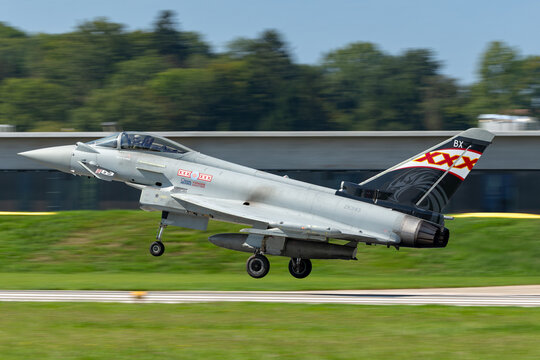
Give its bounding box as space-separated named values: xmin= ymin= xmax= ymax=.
xmin=2 ymin=131 xmax=539 ymax=213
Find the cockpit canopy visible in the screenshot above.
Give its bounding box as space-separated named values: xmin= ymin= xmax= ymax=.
xmin=87 ymin=132 xmax=191 ymax=154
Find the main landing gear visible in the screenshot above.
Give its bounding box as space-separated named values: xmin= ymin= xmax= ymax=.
xmin=288 ymin=258 xmax=312 ymax=279
xmin=246 ymin=254 xmax=270 ymax=278
xmin=150 ymin=212 xmax=168 ymax=257
xmin=245 ymin=254 xmax=313 ymax=279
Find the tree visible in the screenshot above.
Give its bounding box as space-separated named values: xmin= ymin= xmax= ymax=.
xmin=0 ymin=22 xmax=26 ymax=38
xmin=466 ymin=41 xmax=520 ymax=117
xmin=202 ymin=59 xmax=253 ymax=130
xmin=477 ymin=41 xmax=520 ymax=111
xmin=71 ymin=86 xmax=163 ymax=131
xmin=10 ymin=14 xmax=540 ymax=132
xmin=108 ymin=54 xmax=168 ymax=88
xmin=225 ymin=30 xmax=303 ymax=130
xmin=480 ymin=42 xmax=518 ymax=91
xmin=380 ymin=49 xmax=439 ymax=130
xmin=181 ymin=31 xmax=212 ymax=57
xmin=0 ymin=38 xmax=29 ymax=81
xmin=466 ymin=41 xmax=540 ymax=119
xmin=28 ymin=19 xmax=131 ymax=99
xmin=153 ymin=10 xmax=187 ymax=66
xmin=0 ymin=23 xmax=29 ymax=81
xmin=322 ymin=43 xmax=443 ymax=130
xmin=149 ymin=67 xmax=216 ymax=130
xmin=270 ymin=65 xmax=332 ymax=131
xmin=516 ymin=56 xmax=540 ymax=117
xmin=0 ymin=78 xmax=72 ymax=131
xmin=421 ymin=75 xmax=471 ymax=130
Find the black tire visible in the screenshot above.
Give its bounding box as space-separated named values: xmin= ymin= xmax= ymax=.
xmin=246 ymin=254 xmax=270 ymax=279
xmin=150 ymin=241 xmax=165 ymax=256
xmin=288 ymin=258 xmax=312 ymax=279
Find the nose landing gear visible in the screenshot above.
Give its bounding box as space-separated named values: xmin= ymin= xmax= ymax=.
xmin=150 ymin=211 xmax=168 ymax=257
xmin=150 ymin=241 xmax=165 ymax=256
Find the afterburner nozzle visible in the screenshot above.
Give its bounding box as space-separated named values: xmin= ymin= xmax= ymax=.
xmin=18 ymin=145 xmax=76 ymax=173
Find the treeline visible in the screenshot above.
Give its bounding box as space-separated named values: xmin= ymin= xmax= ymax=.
xmin=0 ymin=11 xmax=539 ymax=132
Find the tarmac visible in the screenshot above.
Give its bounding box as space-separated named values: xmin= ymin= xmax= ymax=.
xmin=0 ymin=285 xmax=538 ymax=307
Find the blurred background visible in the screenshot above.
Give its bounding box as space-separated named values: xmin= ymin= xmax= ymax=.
xmin=1 ymin=4 xmax=539 ymax=359
xmin=1 ymin=1 xmax=540 ymax=213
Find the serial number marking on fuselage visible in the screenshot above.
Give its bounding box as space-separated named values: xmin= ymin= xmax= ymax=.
xmin=344 ymin=204 xmax=362 ymax=213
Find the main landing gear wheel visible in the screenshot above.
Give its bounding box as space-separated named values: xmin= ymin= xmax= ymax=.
xmin=288 ymin=258 xmax=312 ymax=279
xmin=150 ymin=241 xmax=165 ymax=256
xmin=246 ymin=254 xmax=270 ymax=279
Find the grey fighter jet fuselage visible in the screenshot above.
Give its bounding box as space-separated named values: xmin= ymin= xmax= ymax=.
xmin=19 ymin=129 xmax=494 ymax=278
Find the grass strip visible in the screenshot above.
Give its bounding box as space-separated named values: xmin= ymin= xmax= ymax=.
xmin=0 ymin=302 xmax=539 ymax=360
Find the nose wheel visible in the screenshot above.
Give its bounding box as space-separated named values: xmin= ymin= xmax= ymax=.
xmin=150 ymin=241 xmax=165 ymax=256
xmin=150 ymin=211 xmax=168 ymax=257
xmin=288 ymin=258 xmax=312 ymax=278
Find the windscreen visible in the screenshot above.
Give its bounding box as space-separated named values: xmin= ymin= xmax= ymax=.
xmin=87 ymin=134 xmax=119 ymax=148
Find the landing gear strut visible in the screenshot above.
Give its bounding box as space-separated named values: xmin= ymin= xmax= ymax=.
xmin=288 ymin=258 xmax=312 ymax=279
xmin=150 ymin=211 xmax=168 ymax=257
xmin=246 ymin=254 xmax=270 ymax=278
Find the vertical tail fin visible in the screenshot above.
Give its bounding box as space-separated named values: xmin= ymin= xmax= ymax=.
xmin=347 ymin=128 xmax=495 ymax=213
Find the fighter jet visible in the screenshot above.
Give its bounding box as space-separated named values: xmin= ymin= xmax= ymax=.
xmin=19 ymin=129 xmax=494 ymax=279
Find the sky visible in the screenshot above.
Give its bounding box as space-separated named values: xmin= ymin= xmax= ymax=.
xmin=2 ymin=0 xmax=539 ymax=85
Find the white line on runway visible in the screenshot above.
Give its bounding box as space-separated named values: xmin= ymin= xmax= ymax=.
xmin=0 ymin=286 xmax=539 ymax=307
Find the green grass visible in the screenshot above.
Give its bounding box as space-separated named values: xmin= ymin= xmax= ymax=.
xmin=0 ymin=212 xmax=538 ymax=360
xmin=0 ymin=210 xmax=538 ymax=290
xmin=0 ymin=302 xmax=539 ymax=359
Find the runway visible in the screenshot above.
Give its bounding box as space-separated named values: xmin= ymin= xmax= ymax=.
xmin=0 ymin=285 xmax=539 ymax=307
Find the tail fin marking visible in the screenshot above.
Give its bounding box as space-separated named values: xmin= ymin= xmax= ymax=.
xmin=353 ymin=128 xmax=495 ymax=213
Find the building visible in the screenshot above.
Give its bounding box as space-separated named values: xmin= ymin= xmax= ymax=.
xmin=479 ymin=114 xmax=539 ymax=131
xmin=4 ymin=130 xmax=540 ymax=213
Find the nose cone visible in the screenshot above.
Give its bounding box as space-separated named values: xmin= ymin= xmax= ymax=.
xmin=19 ymin=145 xmax=75 ymax=173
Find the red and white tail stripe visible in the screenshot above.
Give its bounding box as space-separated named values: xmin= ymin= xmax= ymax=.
xmin=394 ymin=148 xmax=482 ymax=180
